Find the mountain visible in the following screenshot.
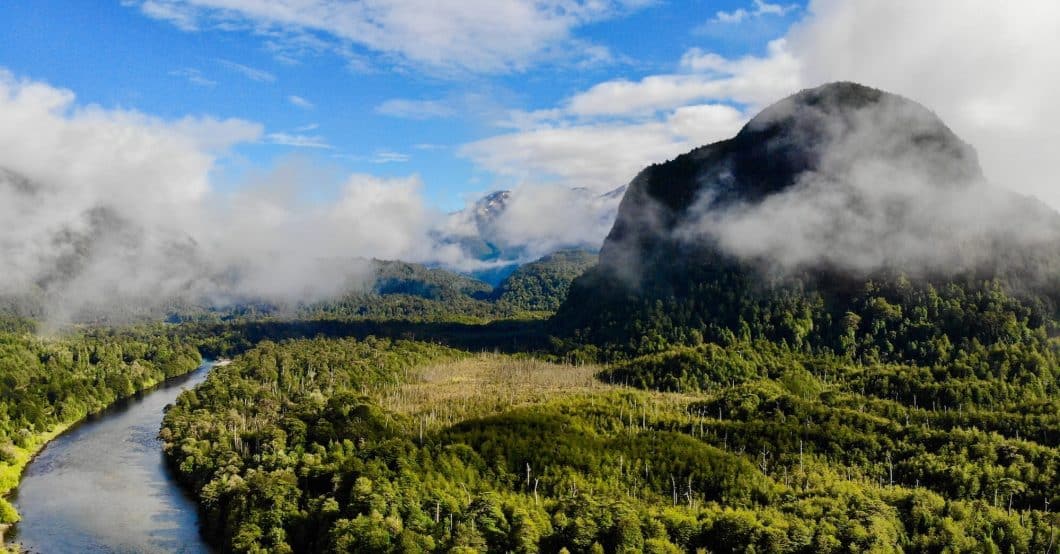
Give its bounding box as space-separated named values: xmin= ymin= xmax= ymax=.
xmin=447 ymin=186 xmax=625 ymax=285
xmin=556 ymin=82 xmax=1060 ymax=360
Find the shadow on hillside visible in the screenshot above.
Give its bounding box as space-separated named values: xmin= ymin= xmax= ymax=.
xmin=190 ymin=318 xmax=553 ymax=357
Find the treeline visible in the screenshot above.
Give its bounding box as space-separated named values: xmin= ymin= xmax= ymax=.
xmin=558 ymin=258 xmax=1059 ymax=365
xmin=161 ymin=337 xmax=1058 ymax=553
xmin=173 ymin=318 xmax=552 ymax=361
xmin=0 ymin=324 xmax=201 ymax=524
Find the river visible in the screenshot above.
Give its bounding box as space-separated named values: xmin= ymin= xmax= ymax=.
xmin=7 ymin=360 xmax=216 ymax=553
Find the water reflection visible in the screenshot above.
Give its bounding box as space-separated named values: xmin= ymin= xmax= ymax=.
xmin=9 ymin=361 xmax=215 ymax=553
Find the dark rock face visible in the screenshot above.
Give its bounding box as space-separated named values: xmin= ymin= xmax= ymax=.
xmin=601 ymin=82 xmax=989 ymax=278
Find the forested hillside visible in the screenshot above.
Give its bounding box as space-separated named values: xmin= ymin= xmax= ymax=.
xmin=238 ymin=254 xmax=596 ymax=323
xmin=161 ymin=336 xmax=1059 ymax=553
xmin=492 ymin=250 xmax=597 ymax=312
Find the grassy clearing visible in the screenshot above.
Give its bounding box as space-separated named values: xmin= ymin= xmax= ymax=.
xmin=377 ymin=352 xmax=700 ymax=435
xmin=379 ymin=353 xmax=606 ymax=426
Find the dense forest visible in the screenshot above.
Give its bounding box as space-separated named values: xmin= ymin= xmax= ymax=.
xmin=160 ymin=335 xmax=1059 ymax=553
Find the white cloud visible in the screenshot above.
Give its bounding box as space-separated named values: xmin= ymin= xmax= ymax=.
xmin=461 ymin=103 xmax=745 ymax=192
xmin=375 ymin=98 xmax=455 ymax=119
xmin=563 ymin=39 xmax=800 ymax=118
xmin=0 ymin=70 xmax=261 ymax=218
xmin=126 ymin=0 xmax=650 ymax=74
xmin=217 ymin=58 xmax=276 ymax=82
xmin=135 ymin=0 xmax=199 ymax=30
xmin=0 ymin=69 xmax=262 ymax=319
xmin=714 ymin=0 xmax=798 ymax=24
xmin=465 ymin=0 xmax=1060 ymax=221
xmin=460 ymin=36 xmax=775 ymax=193
xmin=266 ymin=132 xmax=333 ymax=148
xmin=173 ymin=115 xmax=264 ymax=152
xmin=169 ymin=67 xmax=216 ymax=87
xmin=288 ymin=94 xmax=314 ymax=109
xmin=371 ymin=149 xmax=410 ymax=163
xmin=489 ymin=185 xmax=622 ymax=259
xmin=781 ymin=0 xmax=1060 ymax=208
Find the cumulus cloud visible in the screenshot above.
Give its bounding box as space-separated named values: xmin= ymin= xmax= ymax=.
xmin=126 ymin=0 xmax=651 ymax=74
xmin=462 ymin=104 xmax=746 ymax=192
xmin=557 ymin=39 xmax=800 ymax=118
xmin=459 ymin=38 xmax=795 ymax=196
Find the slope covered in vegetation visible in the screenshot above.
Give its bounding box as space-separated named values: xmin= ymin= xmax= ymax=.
xmin=161 ymin=337 xmax=1058 ymax=553
xmin=492 ymin=250 xmax=598 ymax=313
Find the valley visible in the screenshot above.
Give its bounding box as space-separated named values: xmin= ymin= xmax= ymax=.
xmin=1 ymin=82 xmax=1059 ymax=553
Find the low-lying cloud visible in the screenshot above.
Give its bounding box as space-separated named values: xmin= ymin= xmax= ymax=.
xmin=0 ymin=70 xmax=616 ymax=324
xmin=672 ymin=86 xmax=1060 ymax=283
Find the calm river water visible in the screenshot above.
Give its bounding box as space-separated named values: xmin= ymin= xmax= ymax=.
xmin=8 ymin=360 xmax=216 ymax=553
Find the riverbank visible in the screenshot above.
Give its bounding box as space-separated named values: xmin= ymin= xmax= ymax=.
xmin=7 ymin=358 xmax=221 ymax=553
xmin=1 ymin=355 xmax=210 ymax=551
xmin=1 ymin=419 xmax=85 ymax=553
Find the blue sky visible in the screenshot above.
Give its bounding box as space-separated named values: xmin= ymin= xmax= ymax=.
xmin=0 ymin=0 xmax=805 ymax=209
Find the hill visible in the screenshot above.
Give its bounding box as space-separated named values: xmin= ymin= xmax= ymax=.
xmin=300 ymin=253 xmax=596 ymax=321
xmin=492 ymin=249 xmax=598 ymax=312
